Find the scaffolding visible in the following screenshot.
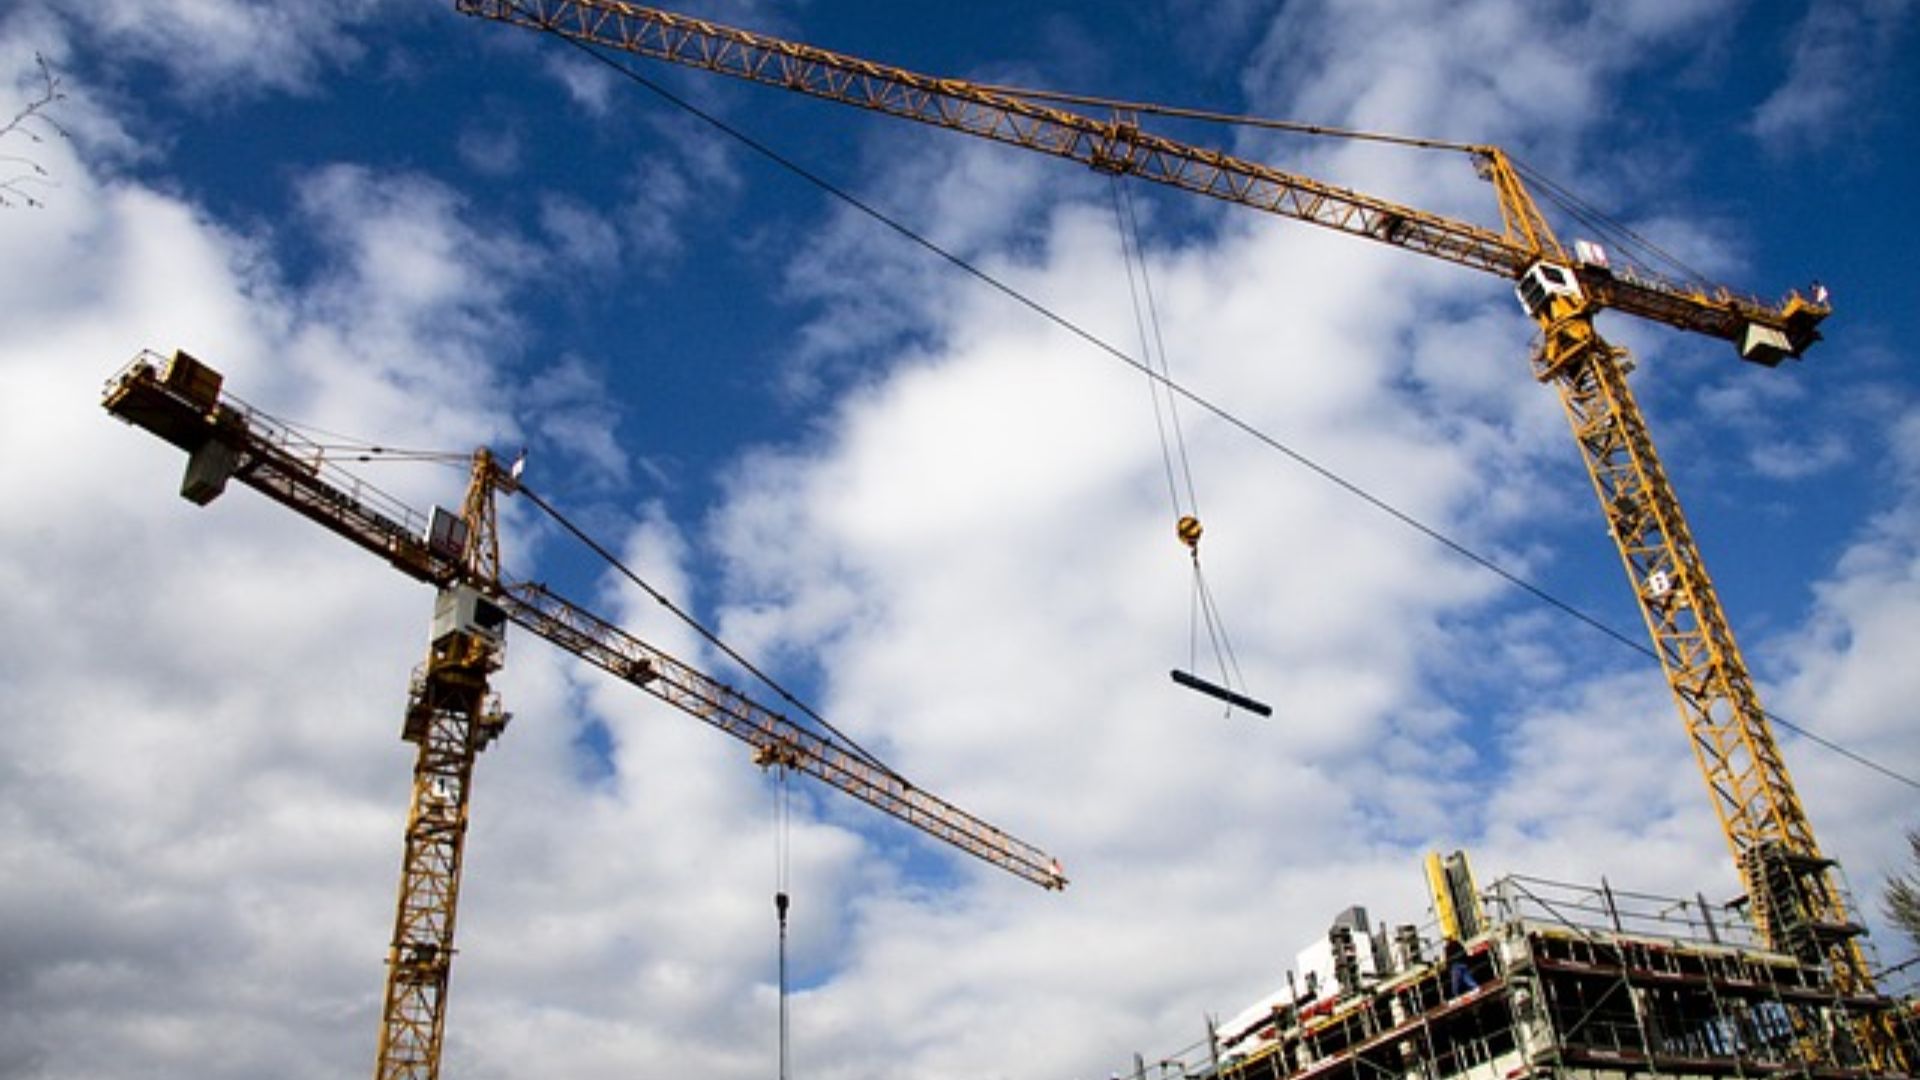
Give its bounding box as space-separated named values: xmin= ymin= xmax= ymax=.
xmin=1127 ymin=873 xmax=1920 ymax=1080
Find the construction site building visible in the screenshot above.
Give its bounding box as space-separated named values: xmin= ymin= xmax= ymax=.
xmin=1131 ymin=869 xmax=1920 ymax=1080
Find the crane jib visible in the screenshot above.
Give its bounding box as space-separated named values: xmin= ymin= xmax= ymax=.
xmin=454 ymin=0 xmax=1828 ymax=356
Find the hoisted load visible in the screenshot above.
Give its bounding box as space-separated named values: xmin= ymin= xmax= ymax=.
xmin=1107 ymin=174 xmax=1272 ymax=722
xmin=1170 ymin=669 xmax=1271 ymax=717
xmin=1167 ymin=512 xmax=1271 ymax=718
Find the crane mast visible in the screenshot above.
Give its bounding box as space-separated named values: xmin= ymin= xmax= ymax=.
xmin=450 ymin=0 xmax=1880 ymax=1006
xmin=1520 ymin=258 xmax=1869 ymax=979
xmin=103 ymin=349 xmax=1065 ymax=1080
xmin=378 ymin=574 xmax=504 ymax=1078
xmin=374 ymin=451 xmax=513 ymax=1080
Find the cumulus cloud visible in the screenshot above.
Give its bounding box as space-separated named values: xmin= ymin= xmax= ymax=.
xmin=3 ymin=4 xmax=1916 ymax=1080
xmin=0 ymin=149 xmax=509 ymax=1080
xmin=1749 ymin=0 xmax=1918 ymax=153
xmin=30 ymin=0 xmax=383 ymax=100
xmin=457 ymin=120 xmax=525 ymax=178
xmin=1242 ymin=0 xmax=1732 ymax=156
xmin=696 ymin=1 xmax=1919 ymax=1071
xmin=543 ymin=50 xmax=621 ymax=117
xmin=1769 ymin=401 xmax=1920 ymax=936
xmin=0 ymin=36 xmax=721 ymax=1080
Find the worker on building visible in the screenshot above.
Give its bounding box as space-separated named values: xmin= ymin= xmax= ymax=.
xmin=1442 ymin=937 xmax=1477 ymax=998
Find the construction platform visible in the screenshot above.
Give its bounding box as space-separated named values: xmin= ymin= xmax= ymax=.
xmin=1122 ymin=872 xmax=1920 ymax=1080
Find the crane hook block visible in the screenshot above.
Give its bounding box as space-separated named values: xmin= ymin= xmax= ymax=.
xmin=1171 ymin=669 xmax=1272 ymax=717
xmin=1176 ymin=514 xmax=1203 ymax=551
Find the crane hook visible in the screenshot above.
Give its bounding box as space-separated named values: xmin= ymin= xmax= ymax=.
xmin=1176 ymin=514 xmax=1203 ymax=553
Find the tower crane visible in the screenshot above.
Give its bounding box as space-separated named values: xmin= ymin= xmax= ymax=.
xmin=451 ymin=0 xmax=1879 ymax=1018
xmin=102 ymin=349 xmax=1067 ymax=1080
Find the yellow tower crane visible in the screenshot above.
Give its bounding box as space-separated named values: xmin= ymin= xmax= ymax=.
xmin=451 ymin=0 xmax=1872 ymax=1015
xmin=102 ymin=350 xmax=1066 ymax=1080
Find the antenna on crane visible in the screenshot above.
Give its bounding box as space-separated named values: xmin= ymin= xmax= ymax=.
xmin=1110 ymin=178 xmax=1271 ymax=720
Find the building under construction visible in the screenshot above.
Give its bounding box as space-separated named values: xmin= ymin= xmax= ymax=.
xmin=1129 ymin=855 xmax=1919 ymax=1080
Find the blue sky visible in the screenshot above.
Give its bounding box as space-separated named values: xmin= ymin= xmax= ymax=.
xmin=3 ymin=2 xmax=1918 ymax=1078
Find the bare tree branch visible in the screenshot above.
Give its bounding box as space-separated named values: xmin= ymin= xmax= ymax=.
xmin=1885 ymin=828 xmax=1920 ymax=953
xmin=1 ymin=53 xmax=68 ymax=210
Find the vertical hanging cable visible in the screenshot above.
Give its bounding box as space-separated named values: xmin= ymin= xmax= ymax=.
xmin=773 ymin=765 xmax=792 ymax=1080
xmin=1111 ymin=178 xmax=1269 ymax=719
xmin=1113 ymin=177 xmax=1199 ymax=524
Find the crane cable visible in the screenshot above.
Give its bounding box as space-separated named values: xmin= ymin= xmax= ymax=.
xmin=1113 ymin=176 xmax=1201 ymax=525
xmin=1509 ymin=157 xmax=1720 ymax=289
xmin=1110 ymin=177 xmax=1262 ymax=716
xmin=773 ymin=764 xmax=792 ymax=1080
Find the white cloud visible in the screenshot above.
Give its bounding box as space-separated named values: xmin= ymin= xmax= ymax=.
xmin=3 ymin=4 xmax=1915 ymax=1080
xmin=1750 ymin=0 xmax=1918 ymax=153
xmin=1242 ymin=0 xmax=1732 ymax=153
xmin=696 ymin=3 xmax=1917 ymax=1073
xmin=517 ymin=351 xmax=632 ymax=490
xmin=778 ymin=138 xmax=1064 ymax=377
xmin=457 ymin=120 xmax=525 ymax=178
xmin=539 ymin=193 xmax=622 ymax=271
xmin=613 ymin=114 xmax=747 ymax=266
xmin=543 ymin=50 xmax=620 ymax=117
xmin=1769 ymin=401 xmax=1920 ymax=945
xmin=698 ymin=105 xmax=1572 ymax=1080
xmin=0 ymin=41 xmax=677 ymax=1080
xmin=34 ymin=0 xmax=382 ymax=100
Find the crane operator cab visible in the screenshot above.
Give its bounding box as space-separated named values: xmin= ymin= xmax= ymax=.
xmin=1514 ymin=262 xmax=1584 ymax=321
xmin=432 ymin=583 xmax=507 ymax=650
